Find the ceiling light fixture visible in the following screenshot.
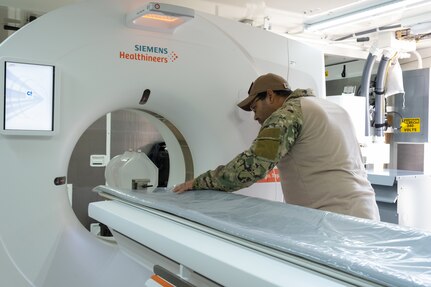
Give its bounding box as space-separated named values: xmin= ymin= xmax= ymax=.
xmin=401 ymin=12 xmax=431 ymax=34
xmin=126 ymin=2 xmax=194 ymax=33
xmin=304 ymin=0 xmax=430 ymax=32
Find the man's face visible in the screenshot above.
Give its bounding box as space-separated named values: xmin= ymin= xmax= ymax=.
xmin=250 ymin=94 xmax=274 ymax=125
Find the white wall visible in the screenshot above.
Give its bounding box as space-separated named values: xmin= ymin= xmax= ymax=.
xmin=400 ymin=47 xmax=431 ymax=70
xmin=325 ymin=60 xmax=368 ymax=81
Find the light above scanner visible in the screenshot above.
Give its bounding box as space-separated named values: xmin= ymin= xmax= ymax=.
xmin=126 ymin=2 xmax=194 ymax=32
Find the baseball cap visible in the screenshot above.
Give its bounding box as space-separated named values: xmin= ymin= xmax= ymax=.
xmin=237 ymin=73 xmax=290 ymax=111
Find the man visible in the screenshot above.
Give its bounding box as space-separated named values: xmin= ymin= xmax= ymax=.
xmin=173 ymin=73 xmax=380 ymax=220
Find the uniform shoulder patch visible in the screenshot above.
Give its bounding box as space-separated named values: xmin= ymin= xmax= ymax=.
xmin=254 ymin=128 xmax=281 ymax=161
xmin=257 ymin=128 xmax=281 ymax=139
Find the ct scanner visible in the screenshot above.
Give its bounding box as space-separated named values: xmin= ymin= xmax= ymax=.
xmin=1 ymin=1 xmax=431 ymax=286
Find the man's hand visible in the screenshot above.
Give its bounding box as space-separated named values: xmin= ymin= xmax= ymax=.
xmin=172 ymin=179 xmax=195 ymax=193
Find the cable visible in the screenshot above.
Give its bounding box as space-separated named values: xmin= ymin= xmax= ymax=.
xmin=386 ymin=110 xmax=404 ymax=130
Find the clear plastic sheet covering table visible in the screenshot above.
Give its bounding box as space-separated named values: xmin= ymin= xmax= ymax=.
xmin=93 ymin=185 xmax=431 ymax=287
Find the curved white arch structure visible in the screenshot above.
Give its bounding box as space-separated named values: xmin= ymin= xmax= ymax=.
xmin=0 ymin=1 xmax=326 ymax=286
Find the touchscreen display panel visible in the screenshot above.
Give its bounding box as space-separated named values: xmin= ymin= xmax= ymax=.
xmin=3 ymin=61 xmax=55 ymax=131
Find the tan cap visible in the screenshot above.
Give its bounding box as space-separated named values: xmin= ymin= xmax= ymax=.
xmin=237 ymin=73 xmax=290 ymax=111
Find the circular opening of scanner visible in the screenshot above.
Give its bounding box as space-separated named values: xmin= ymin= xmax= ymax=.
xmin=67 ymin=108 xmax=193 ymax=230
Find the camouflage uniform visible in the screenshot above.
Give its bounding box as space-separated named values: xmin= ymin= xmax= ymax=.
xmin=193 ymin=88 xmax=313 ymax=191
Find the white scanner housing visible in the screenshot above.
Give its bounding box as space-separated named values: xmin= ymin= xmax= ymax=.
xmin=0 ymin=1 xmax=326 ymax=286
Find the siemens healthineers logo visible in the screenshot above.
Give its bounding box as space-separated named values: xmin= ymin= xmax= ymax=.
xmin=119 ymin=44 xmax=179 ymax=63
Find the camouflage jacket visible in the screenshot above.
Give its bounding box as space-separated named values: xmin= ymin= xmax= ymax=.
xmin=193 ymin=88 xmax=314 ymax=191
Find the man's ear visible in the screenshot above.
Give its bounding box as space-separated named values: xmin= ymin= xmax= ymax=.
xmin=266 ymin=89 xmax=276 ymax=103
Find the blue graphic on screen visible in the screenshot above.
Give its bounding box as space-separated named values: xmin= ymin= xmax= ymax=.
xmin=4 ymin=62 xmax=54 ymax=131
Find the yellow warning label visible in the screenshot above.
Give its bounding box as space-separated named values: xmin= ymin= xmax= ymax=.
xmin=401 ymin=118 xmax=420 ymax=133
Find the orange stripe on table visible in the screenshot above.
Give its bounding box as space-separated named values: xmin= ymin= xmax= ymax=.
xmin=150 ymin=274 xmax=174 ymax=287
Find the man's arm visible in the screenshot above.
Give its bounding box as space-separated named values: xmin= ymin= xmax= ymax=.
xmin=173 ymin=100 xmax=303 ymax=193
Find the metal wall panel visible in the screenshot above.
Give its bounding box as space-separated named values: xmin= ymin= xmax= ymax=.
xmin=393 ymin=68 xmax=430 ymax=142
